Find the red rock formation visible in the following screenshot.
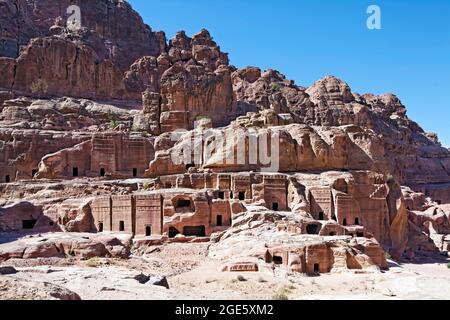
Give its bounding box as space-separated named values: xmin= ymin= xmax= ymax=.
xmin=0 ymin=0 xmax=449 ymax=268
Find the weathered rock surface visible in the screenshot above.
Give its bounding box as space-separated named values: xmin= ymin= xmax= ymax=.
xmin=0 ymin=233 xmax=131 ymax=262
xmin=0 ymin=278 xmax=81 ymax=300
xmin=210 ymin=208 xmax=388 ymax=273
xmin=0 ymin=0 xmax=449 ymax=283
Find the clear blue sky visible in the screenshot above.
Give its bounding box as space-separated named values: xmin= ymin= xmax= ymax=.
xmin=129 ymin=0 xmax=450 ymax=147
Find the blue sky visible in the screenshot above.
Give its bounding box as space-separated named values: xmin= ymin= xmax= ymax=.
xmin=129 ymin=0 xmax=450 ymax=147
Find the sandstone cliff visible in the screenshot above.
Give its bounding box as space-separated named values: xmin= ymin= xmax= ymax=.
xmin=0 ymin=0 xmax=449 ymax=267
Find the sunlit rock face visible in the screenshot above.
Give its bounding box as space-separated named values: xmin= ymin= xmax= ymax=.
xmin=0 ymin=0 xmax=449 ymax=275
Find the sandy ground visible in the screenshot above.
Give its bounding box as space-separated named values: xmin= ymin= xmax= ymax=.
xmin=1 ymin=243 xmax=449 ymax=300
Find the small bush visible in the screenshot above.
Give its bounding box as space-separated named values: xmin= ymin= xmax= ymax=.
xmin=385 ymin=252 xmax=392 ymax=260
xmin=61 ymin=256 xmax=75 ymax=266
xmin=272 ymin=292 xmax=288 ymax=300
xmin=236 ymin=275 xmax=247 ymax=282
xmin=287 ymin=284 xmax=296 ymax=290
xmin=107 ymin=110 xmax=120 ymax=129
xmin=270 ymin=83 xmax=281 ymax=92
xmin=196 ymin=115 xmax=210 ymax=121
xmin=85 ymin=258 xmax=100 ymax=268
xmin=258 ymin=277 xmax=268 ymax=283
xmin=143 ymin=182 xmax=151 ymax=191
xmin=272 ymin=288 xmax=289 ymax=300
xmin=30 ymin=79 xmax=48 ymax=98
xmin=272 ymin=286 xmax=293 ymax=300
xmin=447 ymin=263 xmax=450 ymax=269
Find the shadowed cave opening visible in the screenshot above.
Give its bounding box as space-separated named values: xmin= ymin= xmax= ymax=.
xmin=273 ymin=255 xmax=283 ymax=265
xmin=306 ymin=224 xmax=320 ymax=235
xmin=183 ymin=226 xmax=206 ymax=237
xmin=22 ymin=219 xmax=37 ymax=229
xmin=169 ymin=227 xmax=180 ymax=238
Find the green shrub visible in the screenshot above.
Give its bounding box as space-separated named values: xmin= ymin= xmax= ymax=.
xmin=272 ymin=286 xmax=293 ymax=300
xmin=30 ymin=79 xmax=48 ymax=98
xmin=447 ymin=263 xmax=450 ymax=269
xmin=107 ymin=110 xmax=119 ymax=129
xmin=270 ymin=83 xmax=281 ymax=92
xmin=196 ymin=115 xmax=210 ymax=121
xmin=272 ymin=292 xmax=288 ymax=300
xmin=85 ymin=258 xmax=100 ymax=268
xmin=143 ymin=182 xmax=151 ymax=191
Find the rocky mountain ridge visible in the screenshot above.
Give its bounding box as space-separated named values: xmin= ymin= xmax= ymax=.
xmin=0 ymin=0 xmax=449 ymax=287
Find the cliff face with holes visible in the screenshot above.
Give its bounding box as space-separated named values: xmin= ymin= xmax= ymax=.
xmin=0 ymin=0 xmax=449 ymax=266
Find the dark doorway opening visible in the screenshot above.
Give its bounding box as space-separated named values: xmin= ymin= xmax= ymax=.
xmin=216 ymin=215 xmax=223 ymax=226
xmin=177 ymin=199 xmax=191 ymax=208
xmin=349 ymin=233 xmax=354 ymax=237
xmin=146 ymin=226 xmax=152 ymax=236
xmin=239 ymin=192 xmax=246 ymax=201
xmin=218 ymin=191 xmax=225 ymax=199
xmin=31 ymin=169 xmax=37 ymax=178
xmin=186 ymin=164 xmax=195 ymax=171
xmin=355 ymin=218 xmax=360 ymax=225
xmin=22 ymin=219 xmax=37 ymax=229
xmin=5 ymin=175 xmax=10 ymax=183
xmin=306 ymin=224 xmax=320 ymax=235
xmin=318 ymin=212 xmax=324 ymax=220
xmin=273 ymin=255 xmax=283 ymax=265
xmin=73 ymin=167 xmax=79 ymax=177
xmin=329 ymin=232 xmax=336 ymax=236
xmin=100 ymin=168 xmax=106 ymax=177
xmin=230 ymin=192 xmax=234 ymax=199
xmin=357 ymin=232 xmax=364 ymax=237
xmin=332 ymin=215 xmax=337 ymax=222
xmin=183 ymin=225 xmax=206 ymax=237
xmin=169 ymin=227 xmax=180 ymax=238
xmin=98 ymin=222 xmax=104 ymax=232
xmin=314 ymin=263 xmax=320 ymax=273
xmin=119 ymin=221 xmax=125 ymax=231
xmin=133 ymin=168 xmax=138 ymax=177
xmin=272 ymin=203 xmax=279 ymax=211
xmin=343 ymin=218 xmax=348 ymax=226
xmin=436 ymin=200 xmax=442 ymax=205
